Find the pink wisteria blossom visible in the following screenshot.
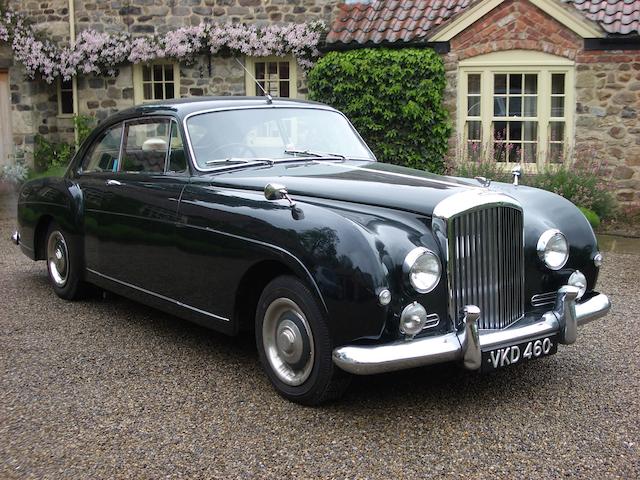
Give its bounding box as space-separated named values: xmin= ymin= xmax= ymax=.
xmin=0 ymin=5 xmax=324 ymax=83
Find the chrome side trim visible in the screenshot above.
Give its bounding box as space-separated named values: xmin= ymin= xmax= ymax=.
xmin=332 ymin=289 xmax=610 ymax=375
xmin=86 ymin=268 xmax=230 ymax=322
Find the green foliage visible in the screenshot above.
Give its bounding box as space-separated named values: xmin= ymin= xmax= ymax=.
xmin=308 ymin=48 xmax=451 ymax=172
xmin=579 ymin=207 xmax=601 ymax=229
xmin=74 ymin=114 xmax=96 ymax=146
xmin=446 ymin=156 xmax=617 ymax=220
xmin=529 ymin=163 xmax=617 ymax=220
xmin=33 ymin=114 xmax=95 ymax=173
xmin=27 ymin=164 xmax=67 ymax=180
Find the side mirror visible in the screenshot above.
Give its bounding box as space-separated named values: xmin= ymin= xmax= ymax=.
xmin=264 ymin=183 xmax=296 ymax=207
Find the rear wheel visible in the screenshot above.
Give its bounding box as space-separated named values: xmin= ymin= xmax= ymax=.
xmin=256 ymin=276 xmax=350 ymax=405
xmin=45 ymin=223 xmax=87 ymax=300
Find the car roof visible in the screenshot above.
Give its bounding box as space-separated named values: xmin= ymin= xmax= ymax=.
xmin=110 ymin=96 xmax=335 ymax=122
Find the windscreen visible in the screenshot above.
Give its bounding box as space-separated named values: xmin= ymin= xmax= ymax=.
xmin=186 ymin=107 xmax=374 ymax=169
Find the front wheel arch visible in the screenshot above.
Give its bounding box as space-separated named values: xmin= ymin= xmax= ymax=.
xmin=33 ymin=215 xmax=54 ymax=260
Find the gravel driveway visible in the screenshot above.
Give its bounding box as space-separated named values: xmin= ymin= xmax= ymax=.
xmin=0 ymin=191 xmax=638 ymax=479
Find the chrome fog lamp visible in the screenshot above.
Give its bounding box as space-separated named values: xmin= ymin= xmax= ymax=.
xmin=399 ymin=302 xmax=428 ymax=337
xmin=568 ymin=270 xmax=587 ymax=300
xmin=537 ymin=229 xmax=569 ymax=270
xmin=403 ymin=247 xmax=441 ymax=293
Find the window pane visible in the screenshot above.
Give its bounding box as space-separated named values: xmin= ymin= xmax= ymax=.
xmin=550 ymin=121 xmax=564 ymax=142
xmin=523 ymin=96 xmax=537 ymax=116
xmin=523 ymin=122 xmax=537 ymax=141
xmin=142 ymin=66 xmax=151 ymax=82
xmin=508 ymin=97 xmax=522 ymax=116
xmin=255 ymin=62 xmax=265 ymax=80
xmin=153 ymin=64 xmax=163 ymax=82
xmin=509 ymin=121 xmax=522 ymax=141
xmin=165 ymin=65 xmax=174 ymax=82
xmin=549 ymin=143 xmax=564 ymax=164
xmin=165 ymin=82 xmax=175 ymax=99
xmin=468 ymin=96 xmax=481 ymax=116
xmin=524 ymin=74 xmax=537 ymax=94
xmin=143 ymin=83 xmax=152 ymax=100
xmin=524 ymin=143 xmax=537 ymax=163
xmin=468 ymin=74 xmax=481 ymax=95
xmin=82 ymin=124 xmax=123 ymax=172
xmin=122 ymin=119 xmax=171 ymax=173
xmin=551 ymin=97 xmax=564 ymax=117
xmin=154 ymin=82 xmax=163 ymax=99
xmin=494 ymin=142 xmax=507 ymax=162
xmin=257 ymin=81 xmax=266 ymax=96
xmin=268 ymin=61 xmax=277 ymax=75
xmin=494 ymin=74 xmax=507 ymax=94
xmin=468 ymin=142 xmax=482 ymax=161
xmin=508 ymin=144 xmax=520 ymax=163
xmin=279 ymin=81 xmax=290 ymax=98
xmin=509 ymin=74 xmax=522 ymax=94
xmin=168 ymin=122 xmax=187 ymax=173
xmin=279 ymin=62 xmax=289 ymax=80
xmin=60 ymin=90 xmax=74 ymax=114
xmin=468 ymin=120 xmax=481 ymax=140
xmin=494 ymin=121 xmax=507 ymax=141
xmin=494 ymin=96 xmax=507 ymax=116
xmin=552 ymin=74 xmax=565 ymax=94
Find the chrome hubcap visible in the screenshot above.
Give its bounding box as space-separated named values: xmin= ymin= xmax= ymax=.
xmin=47 ymin=231 xmax=69 ymax=287
xmin=263 ymin=298 xmax=314 ymax=386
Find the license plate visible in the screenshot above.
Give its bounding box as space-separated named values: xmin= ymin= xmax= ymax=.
xmin=482 ymin=335 xmax=558 ymax=372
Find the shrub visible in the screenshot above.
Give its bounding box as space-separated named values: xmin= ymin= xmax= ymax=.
xmin=308 ymin=48 xmax=451 ymax=172
xmin=33 ymin=114 xmax=95 ymax=172
xmin=579 ymin=207 xmax=601 ymax=229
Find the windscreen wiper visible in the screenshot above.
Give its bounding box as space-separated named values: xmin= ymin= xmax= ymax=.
xmin=283 ymin=148 xmax=346 ymax=160
xmin=205 ymin=157 xmax=274 ymax=167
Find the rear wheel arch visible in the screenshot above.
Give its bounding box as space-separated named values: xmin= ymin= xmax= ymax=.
xmin=34 ymin=215 xmax=54 ymax=260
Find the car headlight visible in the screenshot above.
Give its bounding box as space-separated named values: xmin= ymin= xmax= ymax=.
xmin=537 ymin=229 xmax=569 ymax=270
xmin=403 ymin=247 xmax=441 ymax=293
xmin=568 ymin=270 xmax=587 ymax=300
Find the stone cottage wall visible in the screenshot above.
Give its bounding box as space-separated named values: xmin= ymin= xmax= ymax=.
xmin=441 ymin=0 xmax=639 ymax=208
xmin=3 ymin=0 xmax=340 ymax=153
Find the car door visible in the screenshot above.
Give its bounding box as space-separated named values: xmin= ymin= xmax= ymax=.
xmin=97 ymin=117 xmax=190 ymax=296
xmin=75 ymin=122 xmax=124 ymax=272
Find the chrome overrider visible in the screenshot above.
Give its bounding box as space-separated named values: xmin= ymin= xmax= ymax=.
xmin=11 ymin=230 xmax=20 ymax=246
xmin=332 ymin=286 xmax=611 ymax=375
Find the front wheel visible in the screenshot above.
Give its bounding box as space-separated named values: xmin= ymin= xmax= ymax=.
xmin=45 ymin=223 xmax=87 ymax=300
xmin=255 ymin=276 xmax=350 ymax=405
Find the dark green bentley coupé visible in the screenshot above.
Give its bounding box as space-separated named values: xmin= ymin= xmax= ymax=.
xmin=12 ymin=97 xmax=611 ymax=404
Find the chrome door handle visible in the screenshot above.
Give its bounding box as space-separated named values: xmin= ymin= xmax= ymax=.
xmin=106 ymin=179 xmax=123 ymax=186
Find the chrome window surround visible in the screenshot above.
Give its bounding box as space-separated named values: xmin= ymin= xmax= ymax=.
xmin=433 ymin=190 xmax=525 ymax=331
xmin=181 ymin=105 xmax=376 ymax=173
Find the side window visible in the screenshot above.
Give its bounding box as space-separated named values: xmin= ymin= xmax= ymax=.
xmin=121 ymin=119 xmax=170 ymax=173
xmin=167 ymin=121 xmax=187 ymax=174
xmin=81 ymin=124 xmax=123 ymax=173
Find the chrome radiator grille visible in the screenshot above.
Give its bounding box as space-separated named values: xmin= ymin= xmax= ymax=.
xmin=449 ymin=206 xmax=524 ymax=330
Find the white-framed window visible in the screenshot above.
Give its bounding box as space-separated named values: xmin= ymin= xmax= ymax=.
xmin=245 ymin=56 xmax=297 ymax=98
xmin=57 ymin=78 xmax=74 ymax=117
xmin=133 ymin=62 xmax=181 ymax=104
xmin=458 ymin=50 xmax=575 ymax=170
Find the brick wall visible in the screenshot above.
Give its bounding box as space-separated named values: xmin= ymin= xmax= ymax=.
xmin=443 ymin=0 xmax=640 ymax=207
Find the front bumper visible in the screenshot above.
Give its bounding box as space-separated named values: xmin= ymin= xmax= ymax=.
xmin=332 ymin=286 xmax=611 ymax=375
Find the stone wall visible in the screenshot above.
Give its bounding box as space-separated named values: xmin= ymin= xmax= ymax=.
xmin=3 ymin=0 xmax=340 ymax=155
xmin=574 ymin=50 xmax=640 ymax=205
xmin=442 ymin=0 xmax=640 ymax=208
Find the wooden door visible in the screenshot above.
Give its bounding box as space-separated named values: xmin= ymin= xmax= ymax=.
xmin=0 ymin=71 xmax=12 ymax=166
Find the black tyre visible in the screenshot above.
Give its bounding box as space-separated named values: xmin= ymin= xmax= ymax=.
xmin=45 ymin=222 xmax=87 ymax=300
xmin=255 ymin=275 xmax=351 ymax=405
